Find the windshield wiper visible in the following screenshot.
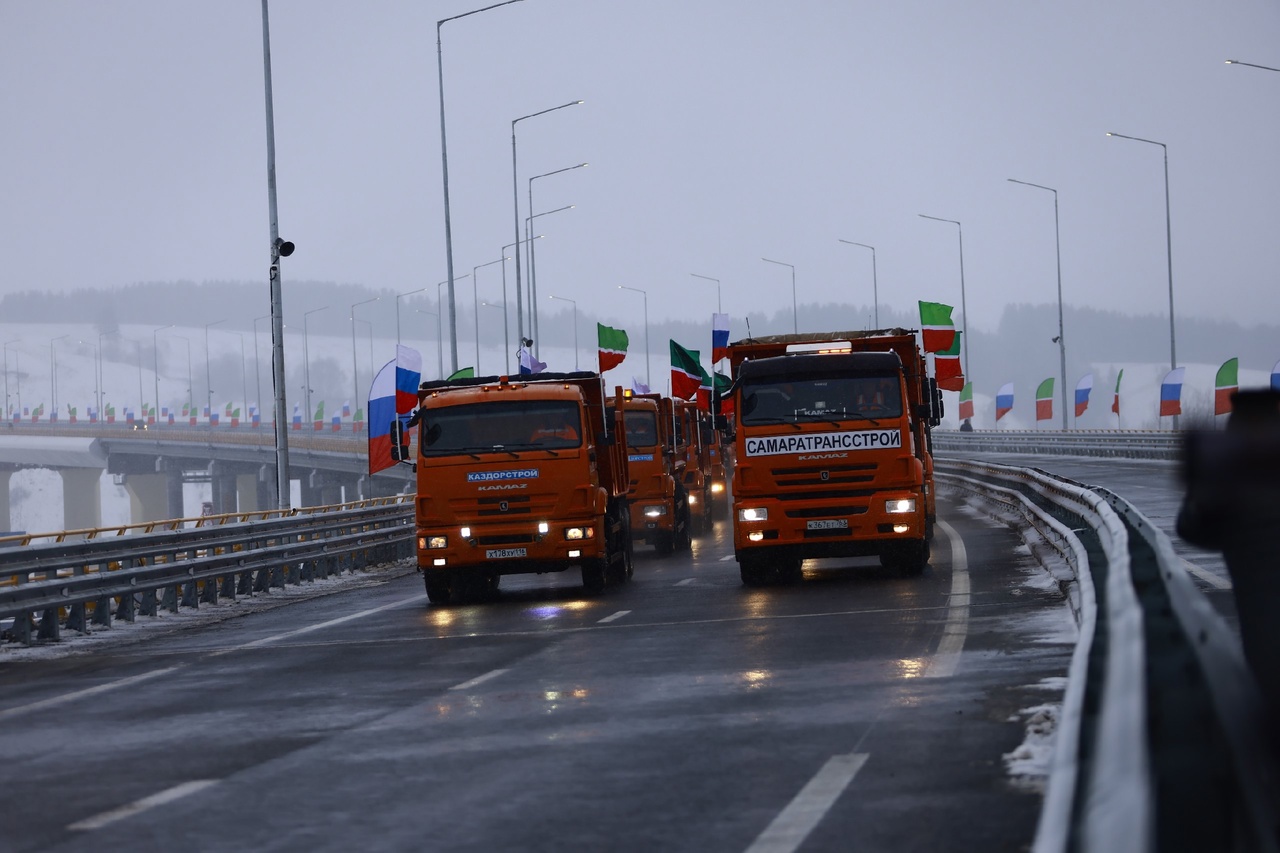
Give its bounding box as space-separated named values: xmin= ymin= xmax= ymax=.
xmin=743 ymin=417 xmax=803 ymax=430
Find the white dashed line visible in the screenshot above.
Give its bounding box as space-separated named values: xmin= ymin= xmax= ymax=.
xmin=0 ymin=667 xmax=183 ymax=722
xmin=448 ymin=668 xmax=510 ymax=691
xmin=675 ymin=578 xmax=696 ymax=586
xmin=719 ymin=555 xmax=737 ymax=562
xmin=924 ymin=519 xmax=969 ymax=679
xmin=597 ymin=610 xmax=631 ymax=624
xmin=745 ymin=752 xmax=869 ymax=853
xmin=227 ymin=594 xmax=428 ymax=652
xmin=69 ymin=780 xmax=219 ymax=831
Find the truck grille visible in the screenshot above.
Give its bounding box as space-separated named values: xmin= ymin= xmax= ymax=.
xmin=475 ymin=533 xmax=536 ymax=546
xmin=774 ymin=488 xmax=879 ymax=502
xmin=784 ymin=506 xmax=868 ymax=519
xmin=771 ymin=462 xmax=876 ymax=488
xmin=476 ymin=495 xmax=531 ymax=517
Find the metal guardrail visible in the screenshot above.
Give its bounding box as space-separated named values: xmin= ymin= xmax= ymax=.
xmin=0 ymin=498 xmax=415 ymax=645
xmin=936 ymin=459 xmax=1279 ymax=853
xmin=933 ymin=429 xmax=1180 ymax=460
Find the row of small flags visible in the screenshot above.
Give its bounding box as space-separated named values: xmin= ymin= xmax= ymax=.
xmin=962 ymin=357 xmax=1280 ymax=423
xmin=6 ymin=400 xmax=379 ymax=430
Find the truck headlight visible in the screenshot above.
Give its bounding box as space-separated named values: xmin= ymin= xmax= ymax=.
xmin=427 ymin=535 xmax=448 ymax=549
xmin=564 ymin=527 xmax=594 ymax=540
xmin=688 ymin=493 xmax=698 ymax=505
xmin=459 ymin=526 xmax=471 ymax=539
xmin=644 ymin=505 xmax=667 ymax=517
xmin=738 ymin=507 xmax=768 ymax=522
xmin=710 ymin=482 xmax=725 ymax=494
xmin=538 ymin=521 xmax=550 ymax=534
xmin=886 ymin=499 xmax=916 ymax=514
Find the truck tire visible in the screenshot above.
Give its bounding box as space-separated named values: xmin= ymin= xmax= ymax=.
xmin=739 ymin=556 xmax=770 ymax=586
xmin=882 ymin=540 xmax=930 ymax=576
xmin=424 ymin=573 xmax=453 ymax=605
xmin=676 ymin=500 xmax=693 ymax=551
xmin=582 ymin=559 xmax=607 ymax=594
xmin=655 ymin=531 xmax=675 ymax=556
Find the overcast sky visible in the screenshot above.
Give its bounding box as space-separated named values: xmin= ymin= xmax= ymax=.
xmin=3 ymin=1 xmax=1279 ymax=345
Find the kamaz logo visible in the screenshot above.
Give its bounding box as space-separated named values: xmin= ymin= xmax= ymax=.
xmin=797 ymin=453 xmax=849 ymax=461
xmin=499 ymin=501 xmax=509 ymax=512
xmin=478 ymin=484 xmax=527 ymax=492
xmin=820 ymin=471 xmax=830 ymax=481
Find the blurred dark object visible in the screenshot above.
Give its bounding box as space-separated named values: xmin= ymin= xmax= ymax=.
xmin=1178 ymin=389 xmax=1280 ymax=717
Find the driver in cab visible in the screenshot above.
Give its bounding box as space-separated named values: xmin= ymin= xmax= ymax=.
xmin=529 ymin=410 xmax=579 ymax=444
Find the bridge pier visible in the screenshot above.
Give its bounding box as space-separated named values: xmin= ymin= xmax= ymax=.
xmin=209 ymin=463 xmax=239 ymax=515
xmin=236 ymin=474 xmax=259 ymax=512
xmin=167 ymin=467 xmax=184 ymax=519
xmin=60 ymin=468 xmax=104 ymax=531
xmin=0 ymin=466 xmax=12 ymax=531
xmin=123 ymin=473 xmax=169 ymax=525
xmin=300 ymin=470 xmax=322 ymax=508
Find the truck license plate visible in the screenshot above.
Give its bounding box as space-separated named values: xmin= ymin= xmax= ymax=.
xmin=806 ymin=519 xmax=848 ymax=530
xmin=485 ymin=548 xmax=527 ymax=559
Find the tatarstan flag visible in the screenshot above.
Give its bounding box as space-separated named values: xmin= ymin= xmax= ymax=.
xmin=670 ymin=340 xmax=702 ymax=400
xmin=958 ymin=383 xmax=974 ymax=421
xmin=714 ymin=371 xmax=734 ymax=416
xmin=919 ymin=301 xmax=957 ymax=353
xmin=1035 ymin=378 xmax=1054 ymax=421
xmin=598 ymin=324 xmax=629 ymax=373
xmin=1214 ymin=357 xmax=1238 ymax=416
xmin=1111 ymin=369 xmax=1124 ymax=415
xmin=697 ymin=364 xmax=713 ymax=412
xmin=934 ymin=330 xmax=964 ymax=391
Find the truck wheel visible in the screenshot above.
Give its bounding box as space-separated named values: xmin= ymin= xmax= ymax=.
xmin=739 ymin=557 xmax=769 ymax=586
xmin=582 ymin=560 xmax=607 ymax=594
xmin=677 ymin=504 xmax=693 ymax=551
xmin=623 ymin=527 xmax=634 ymax=579
xmin=655 ymin=531 xmax=675 ymax=556
xmin=424 ymin=573 xmax=453 ymax=605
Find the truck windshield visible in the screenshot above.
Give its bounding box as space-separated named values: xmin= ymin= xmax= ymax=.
xmin=739 ymin=375 xmax=902 ymax=426
xmin=421 ymin=400 xmax=582 ymax=456
xmin=624 ymin=411 xmax=658 ymax=449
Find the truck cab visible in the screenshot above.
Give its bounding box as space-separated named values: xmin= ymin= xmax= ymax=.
xmin=612 ymin=393 xmax=691 ymax=556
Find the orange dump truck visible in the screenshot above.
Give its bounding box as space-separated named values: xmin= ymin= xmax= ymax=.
xmin=676 ymin=400 xmax=715 ymax=534
xmin=611 ymin=392 xmax=691 ymax=555
xmin=412 ymin=371 xmax=632 ymax=604
xmin=722 ymin=330 xmax=942 ymax=584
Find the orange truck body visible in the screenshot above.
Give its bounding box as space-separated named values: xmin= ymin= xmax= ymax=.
xmin=675 ymin=400 xmax=716 ymax=532
xmin=412 ymin=372 xmax=632 ymax=603
xmin=723 ymin=329 xmax=942 ymax=584
xmin=611 ymin=393 xmax=691 ymax=555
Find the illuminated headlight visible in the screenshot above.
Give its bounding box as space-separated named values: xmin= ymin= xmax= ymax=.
xmin=537 ymin=521 xmax=550 ymax=534
xmin=738 ymin=507 xmax=768 ymax=522
xmin=644 ymin=505 xmax=667 ymax=517
xmin=427 ymin=536 xmax=448 ymax=549
xmin=564 ymin=526 xmax=594 ymax=540
xmin=893 ymin=524 xmax=910 ymax=534
xmin=459 ymin=526 xmax=471 ymax=539
xmin=688 ymin=494 xmax=698 ymax=505
xmin=711 ymin=482 xmax=725 ymax=494
xmin=748 ymin=531 xmax=765 ymax=542
xmin=432 ymin=558 xmax=447 ymax=566
xmin=568 ymin=549 xmax=582 ymax=558
xmin=886 ymin=499 xmax=916 ymax=514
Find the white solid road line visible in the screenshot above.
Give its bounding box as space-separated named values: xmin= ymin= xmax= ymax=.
xmin=719 ymin=555 xmax=737 ymax=562
xmin=924 ymin=519 xmax=969 ymax=679
xmin=744 ymin=752 xmax=870 ymax=853
xmin=675 ymin=578 xmax=696 ymax=586
xmin=230 ymin=593 xmax=429 ymax=651
xmin=449 ymin=668 xmax=510 ymax=692
xmin=597 ymin=610 xmax=631 ymax=623
xmin=1181 ymin=556 xmax=1232 ymax=590
xmin=68 ymin=779 xmax=219 ymax=831
xmin=0 ymin=666 xmax=183 ymax=723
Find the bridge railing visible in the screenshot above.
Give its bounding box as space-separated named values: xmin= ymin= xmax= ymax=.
xmin=937 ymin=459 xmax=1278 ymax=853
xmin=933 ymin=429 xmax=1180 ymax=460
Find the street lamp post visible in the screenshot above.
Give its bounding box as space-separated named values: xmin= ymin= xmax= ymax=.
xmin=1008 ymin=178 xmax=1067 ymax=429
xmin=238 ymin=333 xmax=249 ymax=422
xmin=50 ymin=334 xmax=70 ymax=417
xmin=837 ymin=240 xmax=879 ymax=328
xmin=436 ymin=276 xmax=469 ymax=380
xmin=527 ymin=205 xmax=575 ymax=356
xmin=1226 ymin=58 xmax=1280 ymax=73
xmin=617 ymin=285 xmax=649 ymax=387
xmin=479 ymin=302 xmax=507 ymax=372
xmin=438 ymin=0 xmax=525 ymax=375
xmin=690 ymin=273 xmax=721 ymax=314
xmin=253 ymin=315 xmax=270 ymax=419
xmin=204 ymin=319 xmax=228 ymax=420
xmin=919 ymin=214 xmax=970 ymax=380
xmin=396 ymin=286 xmax=431 ymax=351
xmin=415 ymin=309 xmax=442 ymax=379
xmin=1107 ymin=132 xmax=1177 ymax=374
xmin=351 ymin=297 xmax=380 ymax=428
xmin=2 ymin=340 xmax=19 ymax=420
xmin=303 ymin=306 xmax=330 ymax=428
xmin=761 ymin=258 xmax=797 ymax=333
xmin=512 ymin=107 xmax=583 ymax=352
xmin=173 ymin=336 xmax=192 ymax=421
xmin=547 ymin=295 xmax=578 ymax=370
xmin=472 ymin=258 xmax=506 ymax=374
xmin=153 ymin=324 xmax=174 ymax=426
xmin=528 ymin=162 xmax=587 ymax=345
xmin=502 ymin=236 xmax=540 ymax=374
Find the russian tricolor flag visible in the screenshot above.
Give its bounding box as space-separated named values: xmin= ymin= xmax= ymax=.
xmin=995 ymin=382 xmax=1014 ymax=421
xmin=1159 ymin=367 xmax=1185 ymax=417
xmin=369 ymin=358 xmax=399 ymax=475
xmin=1272 ymin=359 xmax=1280 ymax=392
xmin=395 ymin=345 xmax=422 ymax=414
xmin=711 ymin=313 xmax=730 ymax=364
xmin=292 ymin=403 xmax=302 ymax=430
xmin=1074 ymin=373 xmax=1093 ymax=418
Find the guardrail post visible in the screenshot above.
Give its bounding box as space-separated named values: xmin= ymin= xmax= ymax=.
xmin=200 ymin=576 xmax=218 ymax=605
xmin=179 ymin=580 xmax=197 ymax=610
xmin=115 ymin=590 xmax=136 ymax=622
xmin=237 ymin=570 xmax=254 ymax=596
xmin=220 ymin=573 xmax=236 ymax=600
xmin=8 ymin=611 xmax=34 ymax=645
xmin=91 ymin=596 xmax=112 ymax=628
xmin=65 ymin=603 xmax=86 ymax=634
xmin=140 ymin=588 xmax=158 ymax=617
xmin=38 ymin=607 xmax=62 ymax=641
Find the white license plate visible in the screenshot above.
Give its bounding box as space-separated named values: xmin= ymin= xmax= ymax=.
xmin=485 ymin=548 xmax=527 ymax=559
xmin=806 ymin=519 xmax=848 ymax=530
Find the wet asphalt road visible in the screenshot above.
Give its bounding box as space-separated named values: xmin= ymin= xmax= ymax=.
xmin=0 ymin=494 xmax=1076 ymax=852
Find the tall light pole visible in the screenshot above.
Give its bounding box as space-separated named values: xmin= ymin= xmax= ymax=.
xmin=1008 ymin=178 xmax=1067 ymax=430
xmin=690 ymin=273 xmax=721 ymax=313
xmin=548 ymin=295 xmax=578 ymax=370
xmin=528 ymin=161 xmax=587 ymax=343
xmin=2 ymin=340 xmax=18 ymax=420
xmin=303 ymin=305 xmax=329 ymax=428
xmin=173 ymin=335 xmax=192 ymax=421
xmin=618 ymin=285 xmax=649 ymax=387
xmin=837 ymin=240 xmax=879 ymax=328
xmin=761 ymin=258 xmax=797 ymax=333
xmin=252 ymin=315 xmax=270 ymax=418
xmin=919 ymin=214 xmax=970 ymax=380
xmin=416 ymin=309 xmax=442 ymax=379
xmin=1107 ymin=132 xmax=1176 ymax=372
xmin=238 ymin=333 xmax=249 ymax=421
xmin=502 ymin=236 xmax=540 ymax=373
xmin=351 ymin=297 xmax=380 ymax=427
xmin=96 ymin=330 xmax=118 ymax=419
xmin=512 ymin=107 xmax=583 ymax=352
xmin=472 ymin=258 xmax=506 ymax=373
xmin=439 ymin=0 xmax=525 ymax=375
xmin=50 ymin=334 xmax=70 ymax=417
xmin=527 ymin=204 xmax=575 ymax=355
xmin=1225 ymin=58 xmax=1280 ymax=73
xmin=479 ymin=302 xmax=507 ymax=373
xmin=152 ymin=324 xmax=173 ymax=426
xmin=396 ymin=285 xmax=431 ymax=351
xmin=204 ymin=319 xmax=227 ymax=419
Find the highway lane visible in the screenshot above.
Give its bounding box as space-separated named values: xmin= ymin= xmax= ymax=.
xmin=0 ymin=496 xmax=1073 ymax=852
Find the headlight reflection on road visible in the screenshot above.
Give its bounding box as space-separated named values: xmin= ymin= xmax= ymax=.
xmin=896 ymin=658 xmax=926 ymax=679
xmin=741 ymin=669 xmax=772 ymax=690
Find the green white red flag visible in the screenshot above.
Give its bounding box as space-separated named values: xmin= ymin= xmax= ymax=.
xmin=958 ymin=382 xmax=974 ymax=421
xmin=1111 ymin=369 xmax=1123 ymax=415
xmin=918 ymin=301 xmax=957 ymax=353
xmin=670 ymin=340 xmax=702 ymax=400
xmin=934 ymin=330 xmax=963 ymax=391
xmin=1035 ymin=378 xmax=1054 ymax=421
xmin=1214 ymin=357 xmax=1238 ymax=416
xmin=598 ymin=323 xmax=629 ymax=373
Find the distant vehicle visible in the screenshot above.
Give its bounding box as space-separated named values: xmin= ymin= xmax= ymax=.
xmin=610 ymin=392 xmax=690 ymax=556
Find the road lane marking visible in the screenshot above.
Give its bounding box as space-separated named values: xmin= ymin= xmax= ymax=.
xmin=1181 ymin=556 xmax=1231 ymax=590
xmin=745 ymin=752 xmax=869 ymax=853
xmin=68 ymin=779 xmax=218 ymax=831
xmin=0 ymin=666 xmax=183 ymax=722
xmin=449 ymin=668 xmax=509 ymax=691
xmin=675 ymin=578 xmax=696 ymax=586
xmin=226 ymin=593 xmax=428 ymax=652
xmin=719 ymin=555 xmax=737 ymax=562
xmin=597 ymin=610 xmax=631 ymax=624
xmin=924 ymin=519 xmax=969 ymax=679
